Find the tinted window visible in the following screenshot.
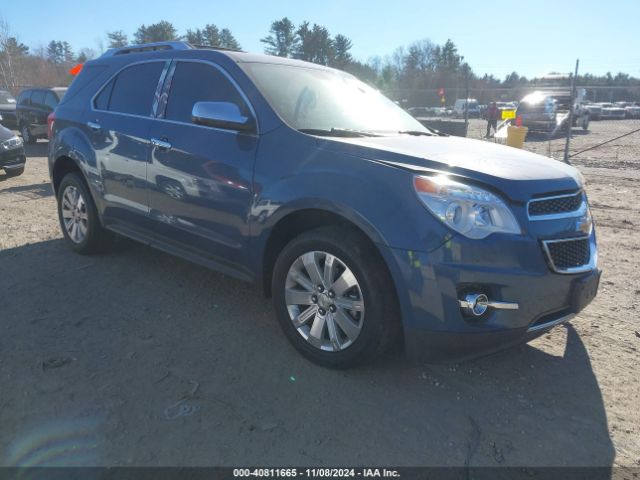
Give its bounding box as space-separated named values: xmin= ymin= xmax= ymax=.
xmin=18 ymin=91 xmax=31 ymax=106
xmin=165 ymin=62 xmax=248 ymax=123
xmin=108 ymin=62 xmax=164 ymax=116
xmin=31 ymin=91 xmax=45 ymax=108
xmin=44 ymin=92 xmax=58 ymax=110
xmin=0 ymin=91 xmax=15 ymax=104
xmin=94 ymin=78 xmax=115 ymax=110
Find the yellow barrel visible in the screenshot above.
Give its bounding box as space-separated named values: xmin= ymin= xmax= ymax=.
xmin=506 ymin=126 xmax=528 ymax=149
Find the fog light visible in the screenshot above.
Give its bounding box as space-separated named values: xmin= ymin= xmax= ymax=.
xmin=460 ymin=293 xmax=489 ymax=316
xmin=459 ymin=293 xmax=519 ymax=316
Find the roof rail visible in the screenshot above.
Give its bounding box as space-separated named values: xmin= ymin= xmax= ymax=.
xmin=101 ymin=41 xmax=193 ymax=58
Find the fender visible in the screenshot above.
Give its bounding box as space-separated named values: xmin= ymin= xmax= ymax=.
xmin=49 ymin=124 xmax=106 ymax=211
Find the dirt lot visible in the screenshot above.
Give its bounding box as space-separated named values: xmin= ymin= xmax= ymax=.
xmin=0 ymin=120 xmax=638 ymax=474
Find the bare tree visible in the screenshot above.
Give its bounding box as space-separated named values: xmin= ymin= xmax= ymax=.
xmin=0 ymin=17 xmax=17 ymax=90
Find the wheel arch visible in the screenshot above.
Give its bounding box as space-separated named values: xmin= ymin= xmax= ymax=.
xmin=260 ymin=207 xmax=398 ymax=302
xmin=51 ymin=155 xmax=84 ymax=195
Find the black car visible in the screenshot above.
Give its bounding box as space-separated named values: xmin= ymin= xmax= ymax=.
xmin=16 ymin=87 xmax=67 ymax=144
xmin=0 ymin=123 xmax=26 ymax=177
xmin=0 ymin=89 xmax=17 ymax=129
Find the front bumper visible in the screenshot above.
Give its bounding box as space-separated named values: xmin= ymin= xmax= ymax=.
xmin=0 ymin=145 xmax=26 ymax=171
xmin=381 ymin=230 xmax=600 ymax=362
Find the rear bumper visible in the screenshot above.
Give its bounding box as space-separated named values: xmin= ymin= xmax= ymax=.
xmin=379 ymin=231 xmax=600 ymax=362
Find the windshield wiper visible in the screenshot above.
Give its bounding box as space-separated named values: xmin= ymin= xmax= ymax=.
xmin=398 ymin=130 xmax=441 ymax=137
xmin=298 ymin=128 xmax=380 ymax=138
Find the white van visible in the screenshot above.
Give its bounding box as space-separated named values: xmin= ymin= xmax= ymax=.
xmin=453 ymin=98 xmax=480 ymax=118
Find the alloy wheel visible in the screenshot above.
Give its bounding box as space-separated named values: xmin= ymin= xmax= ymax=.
xmin=285 ymin=251 xmax=365 ymax=352
xmin=61 ymin=185 xmax=89 ymax=243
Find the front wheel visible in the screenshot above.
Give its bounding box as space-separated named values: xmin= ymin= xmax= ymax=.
xmin=3 ymin=166 xmax=25 ymax=177
xmin=57 ymin=172 xmax=114 ymax=253
xmin=272 ymin=227 xmax=400 ymax=368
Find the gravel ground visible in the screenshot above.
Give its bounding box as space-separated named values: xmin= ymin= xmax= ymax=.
xmin=0 ymin=120 xmax=638 ymax=474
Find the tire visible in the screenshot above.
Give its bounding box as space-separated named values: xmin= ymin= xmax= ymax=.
xmin=4 ymin=166 xmax=25 ymax=177
xmin=20 ymin=123 xmax=36 ymax=145
xmin=272 ymin=226 xmax=400 ymax=368
xmin=57 ymin=172 xmax=114 ymax=254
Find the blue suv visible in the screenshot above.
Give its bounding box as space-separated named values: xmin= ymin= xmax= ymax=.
xmin=48 ymin=42 xmax=600 ymax=367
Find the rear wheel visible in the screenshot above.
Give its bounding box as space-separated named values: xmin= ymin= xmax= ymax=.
xmin=272 ymin=226 xmax=399 ymax=368
xmin=57 ymin=172 xmax=114 ymax=253
xmin=20 ymin=123 xmax=36 ymax=145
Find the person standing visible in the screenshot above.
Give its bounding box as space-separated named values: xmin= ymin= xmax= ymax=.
xmin=486 ymin=101 xmax=499 ymax=138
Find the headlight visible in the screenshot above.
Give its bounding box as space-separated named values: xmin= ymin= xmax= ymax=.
xmin=414 ymin=175 xmax=520 ymax=239
xmin=0 ymin=136 xmax=23 ymax=150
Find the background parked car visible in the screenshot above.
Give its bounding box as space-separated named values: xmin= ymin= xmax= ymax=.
xmin=614 ymin=101 xmax=640 ymax=118
xmin=452 ymin=98 xmax=480 ymax=118
xmin=0 ymin=123 xmax=26 ymax=177
xmin=0 ymin=89 xmax=17 ymax=129
xmin=597 ymin=102 xmax=626 ymax=120
xmin=407 ymin=106 xmax=436 ymax=118
xmin=584 ymin=103 xmax=602 ymax=120
xmin=16 ymin=87 xmax=67 ymax=144
xmin=516 ymin=90 xmax=589 ymax=133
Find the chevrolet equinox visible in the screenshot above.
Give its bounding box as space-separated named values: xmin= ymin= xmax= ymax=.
xmin=48 ymin=42 xmax=600 ymax=367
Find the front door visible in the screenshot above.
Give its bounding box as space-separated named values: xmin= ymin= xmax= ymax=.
xmin=146 ymin=60 xmax=258 ymax=271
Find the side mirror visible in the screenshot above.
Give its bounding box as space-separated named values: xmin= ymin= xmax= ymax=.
xmin=191 ymin=101 xmax=255 ymax=133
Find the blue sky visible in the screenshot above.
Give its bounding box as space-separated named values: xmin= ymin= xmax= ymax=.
xmin=1 ymin=0 xmax=638 ymax=79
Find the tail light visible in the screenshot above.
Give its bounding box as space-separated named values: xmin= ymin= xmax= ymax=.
xmin=47 ymin=112 xmax=55 ymax=139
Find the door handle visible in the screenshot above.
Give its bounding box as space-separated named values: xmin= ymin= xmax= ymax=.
xmin=150 ymin=137 xmax=172 ymax=150
xmin=86 ymin=121 xmax=101 ymax=131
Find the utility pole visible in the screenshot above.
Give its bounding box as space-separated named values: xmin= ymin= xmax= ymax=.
xmin=464 ymin=64 xmax=470 ymax=135
xmin=563 ymin=59 xmax=579 ymax=164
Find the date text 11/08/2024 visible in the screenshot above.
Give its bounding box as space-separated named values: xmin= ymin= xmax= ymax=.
xmin=232 ymin=469 xmax=400 ymax=478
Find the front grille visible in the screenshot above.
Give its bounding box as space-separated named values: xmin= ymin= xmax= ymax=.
xmin=543 ymin=237 xmax=591 ymax=272
xmin=528 ymin=191 xmax=583 ymax=217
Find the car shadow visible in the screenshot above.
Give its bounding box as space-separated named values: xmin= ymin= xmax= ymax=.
xmin=23 ymin=141 xmax=49 ymax=158
xmin=0 ymin=181 xmax=53 ymax=196
xmin=0 ymin=238 xmax=615 ymax=472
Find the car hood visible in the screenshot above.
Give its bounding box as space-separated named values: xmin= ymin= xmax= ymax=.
xmin=0 ymin=124 xmax=15 ymax=141
xmin=319 ymin=135 xmax=582 ymax=202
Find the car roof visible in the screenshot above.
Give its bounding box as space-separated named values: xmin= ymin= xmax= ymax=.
xmin=95 ymin=41 xmax=337 ymax=73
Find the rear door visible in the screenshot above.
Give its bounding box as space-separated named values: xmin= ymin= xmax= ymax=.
xmin=84 ymin=60 xmax=169 ymax=225
xmin=16 ymin=90 xmax=32 ymax=129
xmin=146 ymin=59 xmax=258 ymax=271
xmin=29 ymin=90 xmax=47 ymax=135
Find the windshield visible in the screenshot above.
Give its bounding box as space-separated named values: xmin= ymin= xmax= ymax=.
xmin=242 ymin=63 xmax=428 ymax=134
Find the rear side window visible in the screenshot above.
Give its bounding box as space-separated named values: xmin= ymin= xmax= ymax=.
xmin=44 ymin=92 xmax=58 ymax=110
xmin=31 ymin=91 xmax=45 ymax=108
xmin=106 ymin=62 xmax=165 ymax=116
xmin=164 ymin=62 xmax=248 ymax=123
xmin=18 ymin=91 xmax=31 ymax=106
